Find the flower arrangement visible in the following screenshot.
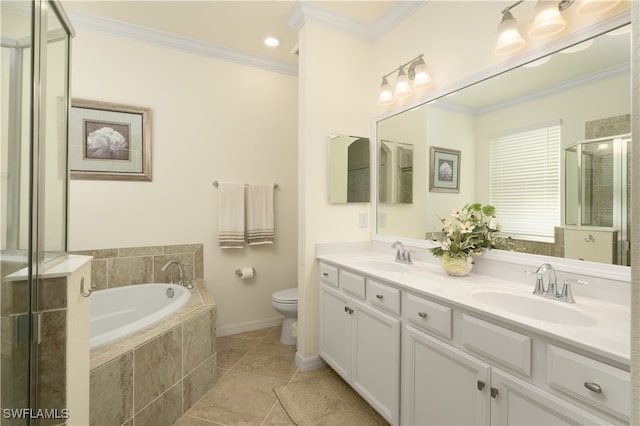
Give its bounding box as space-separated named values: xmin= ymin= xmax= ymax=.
xmin=430 ymin=203 xmax=501 ymax=259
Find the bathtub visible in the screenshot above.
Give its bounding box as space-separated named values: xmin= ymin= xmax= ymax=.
xmin=90 ymin=283 xmax=191 ymax=350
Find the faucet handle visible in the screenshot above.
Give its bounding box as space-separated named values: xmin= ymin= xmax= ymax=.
xmin=525 ymin=270 xmax=546 ymax=294
xmin=559 ymin=279 xmax=588 ymax=303
xmin=168 ymin=275 xmax=174 ymax=284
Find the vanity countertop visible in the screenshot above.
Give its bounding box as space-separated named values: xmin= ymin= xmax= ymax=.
xmin=317 ymin=249 xmax=630 ymax=367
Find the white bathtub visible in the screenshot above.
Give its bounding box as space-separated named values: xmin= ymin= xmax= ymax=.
xmin=90 ymin=283 xmax=191 ymax=350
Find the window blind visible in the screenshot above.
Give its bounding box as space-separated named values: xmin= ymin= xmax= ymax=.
xmin=489 ymin=124 xmax=561 ymax=240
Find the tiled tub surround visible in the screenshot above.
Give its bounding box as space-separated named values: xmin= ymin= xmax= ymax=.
xmin=74 ymin=244 xmax=216 ymax=426
xmin=71 ymin=243 xmax=204 ymax=291
xmin=89 ymin=280 xmax=217 ymax=426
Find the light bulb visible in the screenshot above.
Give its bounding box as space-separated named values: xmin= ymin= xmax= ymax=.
xmin=495 ymin=11 xmax=526 ymax=56
xmin=412 ymin=61 xmax=434 ymax=89
xmin=529 ymin=1 xmax=566 ymax=38
xmin=377 ymin=77 xmax=394 ymax=105
xmin=394 ymin=68 xmax=412 ymax=99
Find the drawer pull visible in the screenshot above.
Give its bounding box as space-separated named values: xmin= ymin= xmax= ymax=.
xmin=376 ymin=294 xmax=384 ymax=300
xmin=418 ymin=311 xmax=428 ymax=318
xmin=323 ymin=272 xmax=329 ymax=277
xmin=477 ymin=380 xmax=485 ymax=391
xmin=584 ymin=382 xmax=602 ymax=394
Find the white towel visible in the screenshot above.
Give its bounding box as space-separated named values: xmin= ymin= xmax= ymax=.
xmin=218 ymin=182 xmax=245 ymax=248
xmin=247 ymin=183 xmax=275 ymax=245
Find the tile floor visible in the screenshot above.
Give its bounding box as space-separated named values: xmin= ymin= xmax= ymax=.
xmin=174 ymin=326 xmax=339 ymax=426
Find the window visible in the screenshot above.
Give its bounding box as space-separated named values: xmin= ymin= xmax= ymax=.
xmin=489 ymin=122 xmax=561 ymax=241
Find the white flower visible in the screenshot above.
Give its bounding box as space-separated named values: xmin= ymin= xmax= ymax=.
xmin=441 ymin=239 xmax=452 ymax=250
xmin=86 ymin=127 xmax=128 ymax=159
xmin=459 ymin=221 xmax=474 ymax=233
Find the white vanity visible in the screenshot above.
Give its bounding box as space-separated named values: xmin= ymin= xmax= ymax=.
xmin=317 ymin=242 xmax=630 ymax=426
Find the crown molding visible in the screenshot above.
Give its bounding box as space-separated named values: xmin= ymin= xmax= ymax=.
xmin=66 ymin=10 xmax=298 ymax=76
xmin=286 ymin=1 xmax=427 ymax=42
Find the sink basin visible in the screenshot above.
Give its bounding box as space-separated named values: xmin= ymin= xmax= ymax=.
xmin=471 ymin=290 xmax=598 ymax=327
xmin=352 ymin=259 xmax=410 ymax=273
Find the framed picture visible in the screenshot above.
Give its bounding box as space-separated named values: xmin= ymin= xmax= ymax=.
xmin=70 ymin=99 xmax=152 ymax=181
xmin=429 ymin=146 xmax=460 ymax=193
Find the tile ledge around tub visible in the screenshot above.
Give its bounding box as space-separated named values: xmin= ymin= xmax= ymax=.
xmin=90 ymin=280 xmax=216 ymax=371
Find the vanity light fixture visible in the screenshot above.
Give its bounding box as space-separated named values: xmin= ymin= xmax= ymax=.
xmin=576 ymin=0 xmax=620 ymax=16
xmin=377 ymin=54 xmax=434 ymax=105
xmin=495 ymin=0 xmax=578 ymax=56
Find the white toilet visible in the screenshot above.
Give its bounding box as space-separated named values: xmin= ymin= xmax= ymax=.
xmin=271 ymin=287 xmax=298 ymax=345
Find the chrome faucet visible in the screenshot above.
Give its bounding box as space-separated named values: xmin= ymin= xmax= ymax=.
xmin=528 ymin=263 xmax=586 ymax=303
xmin=532 ymin=263 xmax=557 ymax=297
xmin=161 ymin=260 xmax=193 ymax=289
xmin=391 ymin=241 xmax=412 ymax=264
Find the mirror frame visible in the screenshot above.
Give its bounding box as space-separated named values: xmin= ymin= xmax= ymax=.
xmin=370 ymin=10 xmax=632 ymax=282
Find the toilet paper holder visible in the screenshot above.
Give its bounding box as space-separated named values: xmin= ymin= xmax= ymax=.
xmin=235 ymin=267 xmax=256 ymax=277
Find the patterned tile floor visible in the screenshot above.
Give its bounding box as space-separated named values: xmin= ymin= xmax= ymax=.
xmin=175 ymin=327 xmax=335 ymax=426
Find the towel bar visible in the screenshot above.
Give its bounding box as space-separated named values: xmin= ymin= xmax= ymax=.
xmin=213 ymin=180 xmax=278 ymax=188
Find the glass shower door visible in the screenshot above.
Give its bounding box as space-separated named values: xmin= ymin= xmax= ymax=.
xmin=1 ymin=1 xmax=35 ymax=422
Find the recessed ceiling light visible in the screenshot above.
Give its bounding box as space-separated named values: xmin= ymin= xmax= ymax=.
xmin=264 ymin=37 xmax=279 ymax=47
xmin=560 ymin=39 xmax=593 ymax=54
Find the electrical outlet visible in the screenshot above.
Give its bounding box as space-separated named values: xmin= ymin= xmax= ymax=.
xmin=358 ymin=212 xmax=368 ymax=228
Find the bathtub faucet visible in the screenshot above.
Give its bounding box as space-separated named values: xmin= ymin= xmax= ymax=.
xmin=161 ymin=260 xmax=193 ymax=289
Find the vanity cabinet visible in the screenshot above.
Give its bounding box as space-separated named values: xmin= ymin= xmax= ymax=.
xmin=401 ymin=292 xmax=623 ymax=426
xmin=319 ymin=268 xmax=400 ymax=425
xmin=402 ymin=325 xmax=491 ymax=425
xmin=318 ymin=261 xmax=628 ymax=426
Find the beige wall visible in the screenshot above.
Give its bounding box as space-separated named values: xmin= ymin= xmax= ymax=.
xmin=296 ymin=0 xmax=631 ymax=361
xmin=69 ymin=29 xmax=298 ymax=331
xmin=297 ymin=22 xmax=374 ymax=359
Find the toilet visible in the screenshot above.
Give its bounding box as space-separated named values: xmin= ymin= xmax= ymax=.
xmin=271 ymin=287 xmax=298 ymax=345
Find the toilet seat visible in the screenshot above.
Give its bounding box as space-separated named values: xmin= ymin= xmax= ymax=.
xmin=272 ymin=288 xmax=298 ymax=304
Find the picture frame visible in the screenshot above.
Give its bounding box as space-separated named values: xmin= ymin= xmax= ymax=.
xmin=429 ymin=146 xmax=460 ymax=193
xmin=70 ymin=99 xmax=152 ymax=181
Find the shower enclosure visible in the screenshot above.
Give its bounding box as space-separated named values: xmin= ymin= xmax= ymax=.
xmin=565 ymin=134 xmax=631 ymax=266
xmin=1 ymin=0 xmax=73 ymax=422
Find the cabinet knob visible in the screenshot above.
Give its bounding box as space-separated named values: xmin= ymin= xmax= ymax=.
xmin=584 ymin=382 xmax=602 ymax=394
xmin=344 ymin=306 xmax=349 ymax=313
xmin=323 ymin=272 xmax=329 ymax=277
xmin=476 ymin=380 xmax=485 ymax=391
xmin=418 ymin=311 xmax=428 ymax=318
xmin=490 ymin=387 xmax=499 ymax=398
xmin=376 ymin=294 xmax=384 ymax=300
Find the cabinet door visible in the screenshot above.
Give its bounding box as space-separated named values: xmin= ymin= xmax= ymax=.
xmin=352 ymin=299 xmax=400 ymax=425
xmin=319 ymin=284 xmax=352 ymax=380
xmin=490 ymin=369 xmax=609 ymax=426
xmin=402 ymin=325 xmax=491 ymax=426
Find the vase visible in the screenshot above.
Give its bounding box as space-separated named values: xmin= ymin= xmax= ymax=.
xmin=440 ymin=253 xmax=474 ymax=276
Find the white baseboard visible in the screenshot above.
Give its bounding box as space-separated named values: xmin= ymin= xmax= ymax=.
xmin=217 ymin=316 xmax=283 ymax=337
xmin=295 ymin=352 xmax=327 ymax=371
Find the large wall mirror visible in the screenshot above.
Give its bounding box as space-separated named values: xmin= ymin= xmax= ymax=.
xmin=374 ymin=18 xmax=631 ymax=268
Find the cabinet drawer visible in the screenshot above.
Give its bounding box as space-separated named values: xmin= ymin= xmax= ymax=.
xmin=405 ymin=293 xmax=451 ymax=339
xmin=547 ymin=345 xmax=629 ymax=420
xmin=339 ymin=270 xmax=365 ymax=299
xmin=366 ymin=279 xmax=400 ymax=315
xmin=319 ymin=263 xmax=338 ymax=287
xmin=462 ymin=314 xmax=531 ymax=376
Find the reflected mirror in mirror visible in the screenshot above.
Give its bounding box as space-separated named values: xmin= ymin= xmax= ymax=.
xmin=329 ymin=134 xmax=370 ymax=203
xmin=375 ymin=23 xmax=631 ymax=266
xmin=379 ymin=140 xmax=413 ymax=204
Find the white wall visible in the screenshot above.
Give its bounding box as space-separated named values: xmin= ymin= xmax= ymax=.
xmin=69 ymin=29 xmax=298 ymax=331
